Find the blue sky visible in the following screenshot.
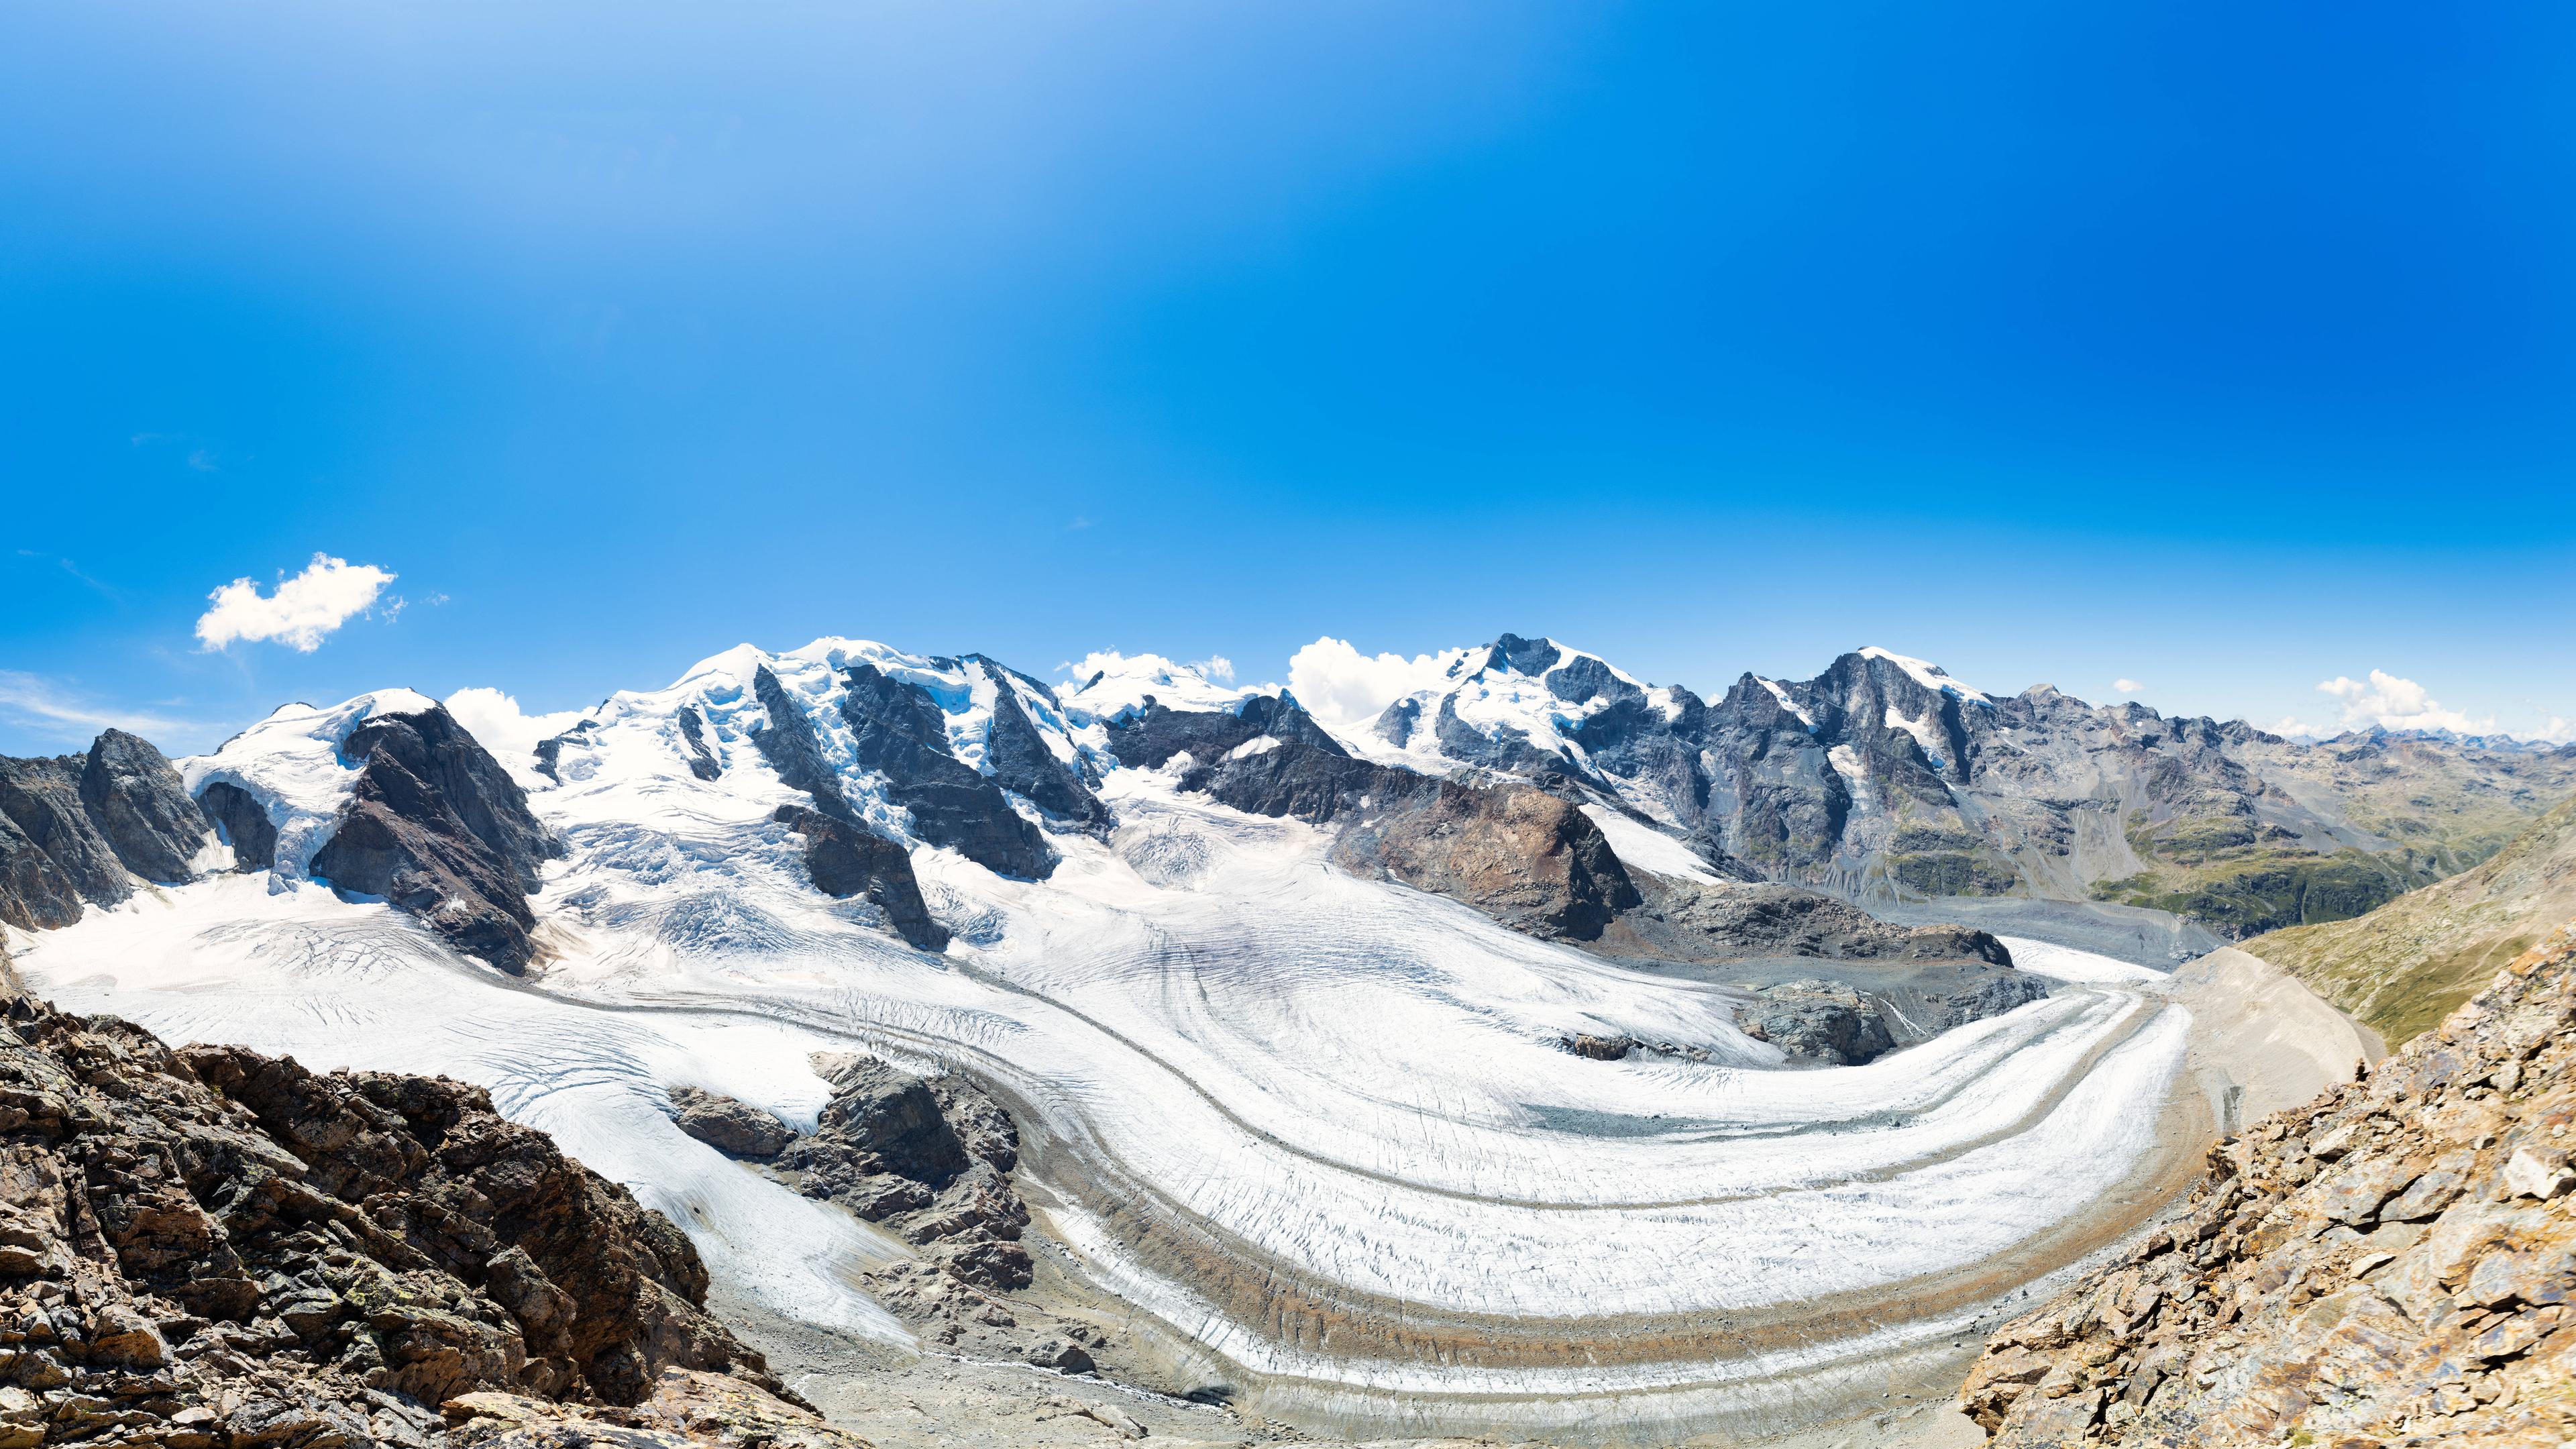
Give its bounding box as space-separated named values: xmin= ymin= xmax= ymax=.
xmin=5 ymin=2 xmax=2573 ymax=755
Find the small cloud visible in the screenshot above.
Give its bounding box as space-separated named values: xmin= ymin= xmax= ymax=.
xmin=382 ymin=594 xmax=409 ymax=624
xmin=442 ymin=687 xmax=583 ymax=789
xmin=2269 ymin=716 xmax=2322 ymax=739
xmin=2314 ymin=669 xmax=2491 ymax=737
xmin=1067 ymin=516 xmax=1093 ymax=531
xmin=1286 ymin=637 xmax=1480 ymax=730
xmin=186 ymin=447 xmax=218 ymax=473
xmin=2112 ymin=678 xmax=2142 ymax=694
xmin=195 ymin=553 xmax=398 ymax=653
xmin=0 ymin=670 xmax=192 ymax=745
xmin=1189 ymin=655 xmax=1236 ymax=682
xmin=2535 ymin=716 xmax=2574 ymax=745
xmin=426 ymin=592 xmax=450 ymax=606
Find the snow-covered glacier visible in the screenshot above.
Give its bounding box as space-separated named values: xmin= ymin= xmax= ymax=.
xmin=7 ymin=637 xmax=2208 ymax=1442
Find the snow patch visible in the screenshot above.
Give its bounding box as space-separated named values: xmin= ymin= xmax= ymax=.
xmin=1858 ymin=647 xmax=1991 ymax=702
xmin=1758 ymin=678 xmax=1815 ymax=728
xmin=1060 ymin=651 xmax=1269 ymax=724
xmin=1581 ymin=806 xmax=1721 ymax=885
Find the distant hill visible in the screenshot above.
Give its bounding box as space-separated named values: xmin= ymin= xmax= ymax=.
xmin=2246 ymin=790 xmax=2576 ymax=1042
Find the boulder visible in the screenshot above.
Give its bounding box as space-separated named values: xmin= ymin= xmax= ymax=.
xmin=666 ymin=1087 xmax=794 ymax=1159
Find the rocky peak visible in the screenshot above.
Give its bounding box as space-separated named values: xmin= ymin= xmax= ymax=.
xmin=76 ymin=729 xmax=215 ymax=885
xmin=0 ymin=731 xmax=213 ymax=932
xmin=965 ymin=657 xmax=1110 ymax=834
xmin=337 ymin=708 xmax=561 ymax=891
xmin=1483 ymin=633 xmax=1562 ymax=678
xmin=304 ymin=706 xmax=563 ymax=973
xmin=836 ymin=664 xmax=1055 ymax=881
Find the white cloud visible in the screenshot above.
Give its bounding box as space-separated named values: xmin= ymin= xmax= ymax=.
xmin=2112 ymin=678 xmax=2142 ymax=694
xmin=2267 ymin=716 xmax=2323 ymax=740
xmin=2536 ymin=716 xmax=2575 ymax=745
xmin=2314 ymin=669 xmax=2492 ymax=737
xmin=1286 ymin=637 xmax=1477 ymax=730
xmin=0 ymin=670 xmax=190 ymax=745
xmin=442 ymin=687 xmax=582 ymax=790
xmin=1189 ymin=655 xmax=1236 ymax=683
xmin=195 ymin=553 xmax=398 ymax=652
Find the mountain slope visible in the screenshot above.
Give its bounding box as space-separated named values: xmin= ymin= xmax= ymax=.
xmin=1960 ymin=924 xmax=2576 ymax=1447
xmin=0 ymin=729 xmax=215 ymax=930
xmin=2247 ymin=792 xmax=2576 ymax=1044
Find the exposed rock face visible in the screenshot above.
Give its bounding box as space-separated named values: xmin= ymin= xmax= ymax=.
xmin=746 ymin=667 xmax=857 ymax=818
xmin=0 ymin=807 xmax=83 ymax=932
xmin=745 ymin=668 xmax=947 ymax=949
xmin=443 ymin=1365 xmax=871 ymax=1448
xmin=199 ymin=782 xmax=278 ymax=871
xmin=664 ymin=1087 xmax=793 ymax=1161
xmin=965 ymin=657 xmax=1108 ymax=834
xmin=837 ymin=665 xmax=1054 ymax=881
xmin=1605 ymin=875 xmax=2015 ymax=965
xmin=1333 ymin=782 xmax=1644 ymax=941
xmin=1102 ymin=695 xmax=1352 ymax=780
xmin=0 ymin=732 xmax=213 ymax=931
xmin=311 ymin=742 xmax=540 ymax=973
xmin=77 ymin=731 xmax=215 ymax=885
xmin=1733 ymin=981 xmax=1897 ymax=1066
xmin=339 ymin=709 xmax=564 ymax=892
xmin=299 ymin=705 xmax=566 ymax=972
xmin=1112 ymin=694 xmax=2028 ymax=969
xmin=672 ymin=708 xmax=722 ymax=784
xmin=773 ymin=1056 xmax=1030 ymax=1291
xmin=769 ymin=807 xmax=949 ymax=952
xmin=1108 ymin=694 xmax=1642 ymax=938
xmin=0 ymin=758 xmax=136 ymax=911
xmin=1961 ymin=925 xmax=2576 ymax=1446
xmin=0 ymin=977 xmax=800 ymax=1448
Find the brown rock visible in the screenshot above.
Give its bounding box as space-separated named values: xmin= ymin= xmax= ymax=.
xmin=1965 ymin=925 xmax=2576 ymax=1448
xmin=0 ymin=990 xmax=822 ymax=1447
xmin=665 ymin=1087 xmax=793 ymax=1160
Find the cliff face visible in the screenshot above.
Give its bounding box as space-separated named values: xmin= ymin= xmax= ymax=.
xmin=0 ymin=967 xmax=822 ymax=1448
xmin=1961 ymin=925 xmax=2576 ymax=1447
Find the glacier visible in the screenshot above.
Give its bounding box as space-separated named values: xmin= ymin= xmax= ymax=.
xmin=4 ymin=638 xmax=2212 ymax=1442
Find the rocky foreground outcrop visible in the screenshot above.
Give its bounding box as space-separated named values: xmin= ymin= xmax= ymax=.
xmin=0 ymin=966 xmax=821 ymax=1449
xmin=1960 ymin=924 xmax=2576 ymax=1446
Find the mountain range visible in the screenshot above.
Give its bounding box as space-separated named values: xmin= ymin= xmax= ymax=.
xmin=0 ymin=630 xmax=2569 ymax=1447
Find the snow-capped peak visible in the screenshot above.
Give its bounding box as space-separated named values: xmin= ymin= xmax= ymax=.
xmin=1057 ymin=650 xmax=1273 ymax=724
xmin=182 ymin=688 xmax=441 ymax=885
xmin=1856 ymin=647 xmax=1991 ymax=702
